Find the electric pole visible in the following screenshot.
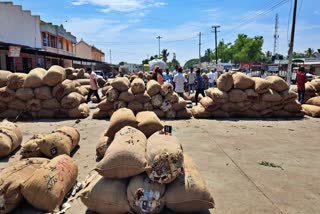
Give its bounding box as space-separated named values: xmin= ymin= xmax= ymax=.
xmin=156 ymin=36 xmax=162 ymax=57
xmin=273 ymin=14 xmax=279 ymax=58
xmin=212 ymin=26 xmax=220 ymax=64
xmin=198 ymin=32 xmax=202 ymax=65
xmin=109 ymin=49 xmax=112 ymax=64
xmin=286 ymin=0 xmax=298 ymax=85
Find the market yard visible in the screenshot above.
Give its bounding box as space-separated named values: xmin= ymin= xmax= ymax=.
xmin=1 ymin=111 xmax=319 ymax=214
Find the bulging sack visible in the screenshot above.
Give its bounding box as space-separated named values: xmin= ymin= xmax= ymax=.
xmin=306 ymin=96 xmax=320 ymax=106
xmin=252 ymin=77 xmax=271 ymax=94
xmin=245 ymin=89 xmax=259 ymax=102
xmin=147 ymin=80 xmax=161 ymax=96
xmin=16 ymin=88 xmax=34 ymax=101
xmin=26 ymin=99 xmax=42 ymax=112
xmin=165 ymin=92 xmax=179 ymax=104
xmin=153 ymin=109 xmax=165 ymax=119
xmin=131 ymin=78 xmax=146 ymax=94
xmin=128 ymin=100 xmax=143 ymax=113
xmin=111 ymin=77 xmax=130 ymax=92
xmin=42 ymin=98 xmax=60 ymax=109
xmin=38 ymin=126 xmax=80 ymax=158
xmin=261 ymin=89 xmax=282 ymax=102
xmin=135 ymin=91 xmax=151 ymax=104
xmin=68 ymin=103 xmax=90 ymax=118
xmin=20 ymin=134 xmax=44 ymax=158
xmin=200 ymin=97 xmax=220 ymax=111
xmin=98 ymin=100 xmax=114 ymax=112
xmin=61 ymin=92 xmax=85 ymax=109
xmin=7 ymin=73 xmax=27 ymax=90
xmin=52 ymin=80 xmax=78 ymax=100
xmin=92 ymin=109 xmax=109 ymax=119
xmin=232 ymin=72 xmax=254 ymax=89
xmin=228 ymin=89 xmax=247 ymax=103
xmin=80 ymin=172 xmax=130 ymax=214
xmin=96 ymin=136 xmax=112 ymax=160
xmin=119 ymin=90 xmax=135 ymax=102
xmin=191 ymin=105 xmax=212 ymax=119
xmin=302 ymin=104 xmax=320 ymax=117
xmin=146 ymin=132 xmax=184 ymax=184
xmin=172 ymin=97 xmax=187 ymax=111
xmin=151 ymin=94 xmax=163 ymax=108
xmin=0 ymin=87 xmax=15 ymax=103
xmin=0 ymin=120 xmax=23 ymax=158
xmin=136 ymin=111 xmax=163 ymax=138
xmin=205 ymin=88 xmax=228 ymax=103
xmin=8 ymin=99 xmax=26 ymax=111
xmin=166 ymin=109 xmax=176 ymax=119
xmin=127 ymin=174 xmax=166 ymax=214
xmin=21 ymin=155 xmax=78 ymax=212
xmin=165 ymin=154 xmax=215 ymax=212
xmin=0 ymin=158 xmax=49 ymax=213
xmin=143 ymin=102 xmax=154 ymax=111
xmin=283 ymin=100 xmax=302 ymax=113
xmin=43 ymin=65 xmax=66 ymax=86
xmin=105 ymin=108 xmax=138 ymax=138
xmin=106 ymin=87 xmax=120 ymax=102
xmin=24 ymin=68 xmax=46 ymax=88
xmin=265 ymin=76 xmax=289 ymax=92
xmin=176 ymin=108 xmax=192 ymax=119
xmin=34 ymin=86 xmax=52 ymax=100
xmin=0 ymin=70 xmax=12 ymax=87
xmin=217 ymin=72 xmax=233 ymax=92
xmin=160 ymin=83 xmax=173 ymax=96
xmin=96 ymin=126 xmax=147 ymax=178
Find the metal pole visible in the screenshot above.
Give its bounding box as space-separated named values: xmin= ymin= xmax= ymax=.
xmin=286 ymin=0 xmax=298 ymax=85
xmin=212 ymin=26 xmax=220 ymax=64
xmin=199 ymin=32 xmax=202 ymax=65
xmin=156 ymin=36 xmax=162 ymax=57
xmin=109 ymin=49 xmax=112 ymax=64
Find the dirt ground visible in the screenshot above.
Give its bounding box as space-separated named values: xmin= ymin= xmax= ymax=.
xmin=2 ymin=106 xmax=320 ymax=214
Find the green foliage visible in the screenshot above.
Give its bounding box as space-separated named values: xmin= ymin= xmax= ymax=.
xmin=141 ymin=55 xmax=161 ymax=65
xmin=184 ymin=58 xmax=199 ymax=69
xmin=305 ymin=48 xmax=315 ymax=57
xmin=216 ymin=40 xmax=233 ymax=62
xmin=118 ymin=61 xmax=126 ymax=65
xmin=292 ymin=52 xmax=306 ymax=58
xmin=201 ymin=48 xmax=213 ymax=62
xmin=161 ymin=49 xmax=170 ymax=62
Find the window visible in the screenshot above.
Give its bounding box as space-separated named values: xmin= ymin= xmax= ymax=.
xmin=22 ymin=58 xmax=32 ymax=72
xmin=66 ymin=42 xmax=69 ymax=52
xmin=58 ymin=39 xmax=63 ymax=49
xmin=42 ymin=32 xmax=48 ymax=46
xmin=50 ymin=35 xmax=57 ymax=48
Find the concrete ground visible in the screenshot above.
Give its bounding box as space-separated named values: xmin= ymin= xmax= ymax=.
xmin=1 ymin=106 xmax=320 ymax=214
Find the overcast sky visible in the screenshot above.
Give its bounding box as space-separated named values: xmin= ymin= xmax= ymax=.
xmin=12 ymin=0 xmax=320 ymax=65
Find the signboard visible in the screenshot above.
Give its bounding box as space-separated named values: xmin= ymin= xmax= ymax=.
xmin=268 ymin=65 xmax=279 ymax=72
xmin=215 ymin=64 xmax=224 ymax=72
xmin=8 ymin=46 xmax=21 ymax=57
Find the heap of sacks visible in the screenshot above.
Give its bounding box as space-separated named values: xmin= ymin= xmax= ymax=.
xmin=81 ymin=108 xmax=215 ymax=214
xmin=0 ymin=66 xmax=90 ymax=119
xmin=191 ymin=72 xmax=303 ymax=118
xmin=300 ymin=78 xmax=320 ymax=117
xmin=0 ymin=123 xmax=79 ymax=213
xmin=93 ymin=77 xmax=192 ymax=120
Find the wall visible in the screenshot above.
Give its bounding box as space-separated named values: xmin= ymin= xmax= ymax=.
xmin=76 ymin=41 xmax=92 ymax=59
xmin=0 ymin=2 xmax=41 ymax=48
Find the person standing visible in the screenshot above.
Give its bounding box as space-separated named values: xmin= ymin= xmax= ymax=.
xmin=173 ymin=67 xmax=186 ymax=97
xmin=195 ymin=69 xmax=205 ymax=105
xmin=296 ymin=66 xmax=308 ymax=103
xmin=152 ymin=66 xmax=164 ymax=85
xmin=188 ymin=67 xmax=196 ymax=95
xmin=208 ymin=69 xmax=216 ymax=88
xmin=86 ymin=68 xmax=101 ymax=103
xmin=163 ymin=68 xmax=173 ymax=83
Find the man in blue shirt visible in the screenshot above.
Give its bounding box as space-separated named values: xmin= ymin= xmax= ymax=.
xmin=163 ymin=68 xmax=173 ymax=83
xmin=195 ymin=69 xmax=205 ymax=105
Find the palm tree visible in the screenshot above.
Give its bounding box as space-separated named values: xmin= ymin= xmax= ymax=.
xmin=305 ymin=48 xmax=315 ymax=58
xmin=161 ymin=49 xmax=170 ymax=62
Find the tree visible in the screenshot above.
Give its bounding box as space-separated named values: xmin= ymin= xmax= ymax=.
xmin=216 ymin=40 xmax=233 ymax=62
xmin=161 ymin=49 xmax=169 ymax=62
xmin=119 ymin=61 xmax=126 ymax=65
xmin=184 ymin=59 xmax=199 ymax=69
xmin=201 ymin=48 xmax=212 ymax=62
xmin=305 ymin=48 xmax=315 ymax=58
xmin=266 ymin=51 xmax=272 ymax=57
xmin=292 ymin=52 xmax=305 ymax=58
xmin=167 ymin=53 xmax=180 ymax=69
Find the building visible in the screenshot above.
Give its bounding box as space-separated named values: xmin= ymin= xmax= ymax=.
xmin=121 ymin=63 xmax=140 ymax=73
xmin=75 ymin=40 xmax=105 ymax=62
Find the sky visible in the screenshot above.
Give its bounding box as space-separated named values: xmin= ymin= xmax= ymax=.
xmin=10 ymin=0 xmax=320 ymax=65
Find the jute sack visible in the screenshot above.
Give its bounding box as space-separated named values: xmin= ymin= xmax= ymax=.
xmin=114 ymin=100 xmax=127 ymax=110
xmin=127 ymin=174 xmax=166 ymax=214
xmin=232 ymin=109 xmax=260 ymax=118
xmin=65 ymin=67 xmax=74 ymax=76
xmin=8 ymin=99 xmax=26 ymax=111
xmin=52 ymin=80 xmax=78 ymax=100
xmin=21 ymin=155 xmax=78 ymax=212
xmin=232 ymin=72 xmax=254 ymax=89
xmin=77 ymin=79 xmax=90 ymax=85
xmin=7 ymin=73 xmax=27 ymax=90
xmin=105 ymin=108 xmax=138 ymax=139
xmin=189 ymin=93 xmax=203 ymax=102
xmin=306 ymin=96 xmax=320 ymax=106
xmin=261 ymin=89 xmax=282 ymax=102
xmin=106 ymin=87 xmax=120 ymax=102
xmin=38 ymin=126 xmax=80 ymax=158
xmin=0 ymin=120 xmax=22 ymax=158
xmin=176 ymin=108 xmax=192 ymax=119
xmin=200 ymin=97 xmax=220 ymax=111
xmin=0 ymin=87 xmax=15 ymax=103
xmin=165 ymin=154 xmax=215 ymax=212
xmin=165 ymin=92 xmax=179 ymax=104
xmin=98 ymin=100 xmax=114 ymax=112
xmin=77 ymin=68 xmax=85 ymax=79
xmin=119 ymin=90 xmax=135 ymax=102
xmin=160 ymin=83 xmax=174 ymax=96
xmin=151 ymin=94 xmax=163 ymax=108
xmin=42 ymin=98 xmax=60 ymax=109
xmin=143 ymin=102 xmax=154 ymax=111
xmin=0 ymin=102 xmax=7 ymax=112
xmin=79 ymin=172 xmax=130 ymax=214
xmin=37 ymin=109 xmax=55 ymax=118
xmin=310 ymin=79 xmax=320 ymax=91
xmin=245 ymin=89 xmax=259 ymax=102
xmin=136 ymin=111 xmax=163 ymax=138
xmin=24 ymin=68 xmax=46 ymax=88
xmin=97 ymin=77 xmax=106 ymax=88
xmin=305 ymin=82 xmax=316 ymax=95
xmin=217 ymin=72 xmax=233 ymax=92
xmin=68 ymin=103 xmax=90 ymax=118
xmin=271 ymin=102 xmax=284 ymax=111
xmin=273 ymin=110 xmax=292 ymax=118
xmin=212 ymin=109 xmax=230 ymax=118
xmin=0 ymin=110 xmax=19 ymax=119
xmin=43 ymin=65 xmax=66 ymax=86
xmin=96 ymin=126 xmax=147 ymax=178
xmin=61 ymin=92 xmax=85 ymax=109
xmin=101 ymin=85 xmax=111 ymax=96
xmin=54 ymin=109 xmax=70 ymax=119
xmin=260 ymin=109 xmax=273 ymax=117
xmin=34 ymin=86 xmax=52 ymax=100
xmin=228 ymin=89 xmax=247 ymax=103
xmin=146 ymin=132 xmax=184 ymax=184
xmin=131 ymin=78 xmax=146 ymax=94
xmin=206 ymin=88 xmax=228 ymax=103
xmin=283 ymin=100 xmax=302 ymax=113
xmin=265 ymin=76 xmax=289 ymax=92
xmin=26 ymin=99 xmax=42 ymax=112
xmin=135 ymin=91 xmax=151 ymax=104
xmin=76 ymin=86 xmax=89 ymax=96
xmin=96 ymin=136 xmax=112 ymax=160
xmin=128 ymin=101 xmax=143 ymax=112
xmin=280 ymin=90 xmax=298 ymax=103
xmin=251 ymin=101 xmax=271 ymax=111
xmin=153 ymin=109 xmax=165 ymax=119
xmin=0 ymin=158 xmax=49 ymax=213
xmin=160 ymin=100 xmax=172 ymax=112
xmin=221 ymin=102 xmax=241 ymax=112
xmin=166 ymin=109 xmax=176 ymax=119
xmin=0 ymin=70 xmax=12 ymax=87
xmin=172 ymin=97 xmax=187 ymax=111
xmin=67 ymin=73 xmax=77 ymax=80
xmin=16 ymin=88 xmax=34 ymax=101
xmin=147 ymin=80 xmax=161 ymax=96
xmin=20 ymin=134 xmax=44 ymax=158
xmin=192 ymin=105 xmax=212 ymax=119
xmin=252 ymin=77 xmax=271 ymax=94
xmin=302 ymin=104 xmax=320 ymax=117
xmin=111 ymin=77 xmax=130 ymax=92
xmin=92 ymin=109 xmax=109 ymax=119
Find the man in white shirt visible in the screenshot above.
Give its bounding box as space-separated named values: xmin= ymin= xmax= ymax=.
xmin=208 ymin=69 xmax=217 ymax=88
xmin=86 ymin=68 xmax=101 ymax=103
xmin=188 ymin=67 xmax=196 ymax=95
xmin=173 ymin=67 xmax=186 ymax=97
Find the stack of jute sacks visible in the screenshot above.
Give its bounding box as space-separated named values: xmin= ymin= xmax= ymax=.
xmin=93 ymin=77 xmax=192 ymax=120
xmin=192 ymin=72 xmax=303 ymax=118
xmin=80 ymin=108 xmax=215 ymax=214
xmin=0 ymin=155 xmax=78 ymax=213
xmin=0 ymin=66 xmax=90 ymax=119
xmin=65 ymin=67 xmax=107 ymax=89
xmin=301 ymin=78 xmax=320 ymax=117
xmin=0 ymin=120 xmax=22 ymax=158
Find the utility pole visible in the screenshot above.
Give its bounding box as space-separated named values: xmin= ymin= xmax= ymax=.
xmin=212 ymin=26 xmax=220 ymax=64
xmin=156 ymin=36 xmax=162 ymax=57
xmin=198 ymin=32 xmax=202 ymax=65
xmin=273 ymin=14 xmax=279 ymax=57
xmin=286 ymin=0 xmax=298 ymax=85
xmin=109 ymin=49 xmax=112 ymax=64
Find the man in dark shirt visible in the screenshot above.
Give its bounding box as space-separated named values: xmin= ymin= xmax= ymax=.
xmin=296 ymin=67 xmax=307 ymax=103
xmin=195 ymin=69 xmax=205 ymax=105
